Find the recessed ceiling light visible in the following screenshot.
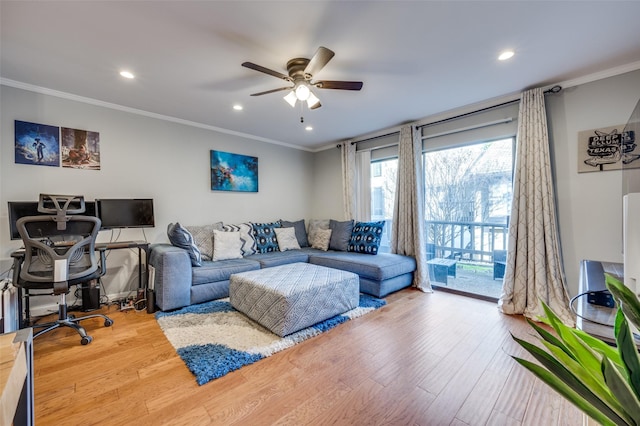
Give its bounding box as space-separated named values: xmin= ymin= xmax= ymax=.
xmin=305 ymin=126 xmax=313 ymax=131
xmin=119 ymin=70 xmax=135 ymax=79
xmin=233 ymin=104 xmax=243 ymax=111
xmin=498 ymin=50 xmax=515 ymax=61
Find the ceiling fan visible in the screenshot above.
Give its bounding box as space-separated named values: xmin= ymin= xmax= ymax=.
xmin=242 ymin=46 xmax=363 ymax=110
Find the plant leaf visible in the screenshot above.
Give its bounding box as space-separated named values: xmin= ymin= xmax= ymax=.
xmin=572 ymin=327 xmax=623 ymax=367
xmin=511 ymin=335 xmax=629 ymax=424
xmin=602 ymin=356 xmax=640 ymax=424
xmin=614 ymin=309 xmax=640 ymax=400
xmin=512 ymin=356 xmax=625 ymax=426
xmin=526 ymin=318 xmax=574 ymax=360
xmin=606 ymin=273 xmax=640 ymax=331
xmin=540 ymin=301 xmax=605 ymax=378
xmin=541 ymin=340 xmax=628 ymax=417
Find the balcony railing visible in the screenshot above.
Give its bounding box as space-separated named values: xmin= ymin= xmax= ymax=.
xmin=426 ymin=219 xmax=508 ymax=263
xmin=378 ymin=219 xmax=508 ymax=263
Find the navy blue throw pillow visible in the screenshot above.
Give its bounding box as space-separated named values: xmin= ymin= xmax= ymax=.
xmin=252 ymin=221 xmax=282 ymax=253
xmin=348 ymin=221 xmax=385 ymax=255
xmin=167 ymin=222 xmax=202 ymax=266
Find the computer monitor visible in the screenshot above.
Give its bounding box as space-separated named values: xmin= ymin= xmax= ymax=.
xmin=7 ymin=200 xmax=97 ymax=240
xmin=94 ymin=199 xmax=154 ymax=229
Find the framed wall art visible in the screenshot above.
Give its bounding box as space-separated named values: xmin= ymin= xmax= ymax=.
xmin=61 ymin=127 xmax=101 ymax=170
xmin=210 ymin=150 xmax=258 ymax=192
xmin=14 ymin=120 xmax=60 ymax=167
xmin=578 ymin=124 xmax=638 ymax=173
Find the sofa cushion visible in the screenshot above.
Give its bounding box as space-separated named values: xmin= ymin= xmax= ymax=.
xmin=308 ymin=251 xmax=416 ymax=281
xmin=308 ymin=219 xmax=330 ymax=247
xmin=167 ymin=222 xmax=202 ymax=267
xmin=212 ymin=230 xmax=243 ymax=261
xmin=245 ymin=250 xmax=309 ymax=268
xmin=185 ymin=222 xmax=224 ymax=260
xmin=348 ymin=221 xmax=385 ymax=255
xmin=192 ymin=258 xmax=260 ymax=286
xmin=252 ymin=221 xmax=281 ymax=253
xmin=223 ymin=223 xmax=257 ymax=256
xmin=280 ymin=219 xmax=309 ymax=247
xmin=329 ymin=219 xmax=354 ymax=251
xmin=274 ymin=227 xmax=301 ymax=251
xmin=311 ymin=228 xmax=332 ymax=251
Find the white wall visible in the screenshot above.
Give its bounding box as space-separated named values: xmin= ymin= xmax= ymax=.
xmin=1 ymin=84 xmax=314 ymax=310
xmin=310 ymin=146 xmax=344 ymax=220
xmin=549 ymin=69 xmax=640 ymax=295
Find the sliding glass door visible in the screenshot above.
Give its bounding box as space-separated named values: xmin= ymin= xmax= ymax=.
xmin=424 ymin=138 xmax=513 ymax=299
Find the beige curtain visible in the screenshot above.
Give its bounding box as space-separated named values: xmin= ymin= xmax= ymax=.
xmin=498 ymin=88 xmax=574 ymax=326
xmin=341 ymin=141 xmax=356 ymax=220
xmin=391 ymin=125 xmax=431 ymax=292
xmin=354 ymin=150 xmax=371 ymax=221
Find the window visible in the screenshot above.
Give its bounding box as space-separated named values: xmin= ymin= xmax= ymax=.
xmin=370 ymin=158 xmax=397 ymax=252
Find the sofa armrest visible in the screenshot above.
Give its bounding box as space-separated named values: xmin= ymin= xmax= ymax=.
xmin=149 ymin=243 xmax=193 ymax=311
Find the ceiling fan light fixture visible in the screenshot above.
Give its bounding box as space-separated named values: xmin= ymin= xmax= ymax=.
xmin=306 ymin=92 xmax=320 ymax=109
xmin=284 ymin=91 xmax=297 ymax=107
xmin=294 ymin=83 xmax=311 ymax=101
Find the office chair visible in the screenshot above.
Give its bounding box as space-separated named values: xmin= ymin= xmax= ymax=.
xmin=14 ymin=194 xmax=113 ymax=345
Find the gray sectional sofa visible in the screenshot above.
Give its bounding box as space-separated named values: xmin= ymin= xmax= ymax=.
xmin=148 ymin=219 xmax=417 ymax=311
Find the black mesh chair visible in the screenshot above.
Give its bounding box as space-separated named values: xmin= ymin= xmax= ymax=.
xmin=14 ymin=194 xmax=113 ymax=345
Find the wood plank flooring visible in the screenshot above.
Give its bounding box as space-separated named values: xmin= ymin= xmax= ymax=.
xmin=30 ymin=289 xmax=586 ymax=425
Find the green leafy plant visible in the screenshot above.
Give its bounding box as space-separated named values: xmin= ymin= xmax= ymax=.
xmin=511 ymin=274 xmax=640 ymax=426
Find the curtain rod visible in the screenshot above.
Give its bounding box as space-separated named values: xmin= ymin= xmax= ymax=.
xmin=337 ymin=85 xmax=562 ymax=148
xmin=417 ymin=85 xmax=562 ymax=130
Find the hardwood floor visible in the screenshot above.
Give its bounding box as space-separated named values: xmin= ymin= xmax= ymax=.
xmin=31 ymin=289 xmax=585 ymax=425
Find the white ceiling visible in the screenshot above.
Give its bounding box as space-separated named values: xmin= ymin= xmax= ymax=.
xmin=2 ymin=1 xmax=640 ymax=151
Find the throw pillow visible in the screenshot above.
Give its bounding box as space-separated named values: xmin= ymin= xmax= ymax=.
xmin=307 ymin=219 xmax=330 ymax=248
xmin=252 ymin=221 xmax=282 ymax=253
xmin=348 ymin=221 xmax=385 ymax=255
xmin=222 ymin=223 xmax=257 ymax=256
xmin=274 ymin=227 xmax=301 ymax=251
xmin=185 ymin=222 xmax=223 ymax=260
xmin=167 ymin=222 xmax=202 ymax=267
xmin=311 ymin=228 xmax=332 ymax=251
xmin=280 ymin=219 xmax=309 ymax=247
xmin=212 ymin=230 xmax=243 ymax=261
xmin=329 ymin=219 xmax=354 ymax=251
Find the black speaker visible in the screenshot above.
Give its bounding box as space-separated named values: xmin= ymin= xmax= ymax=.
xmin=82 ymin=281 xmax=101 ymax=311
xmin=146 ymin=289 xmax=156 ymax=314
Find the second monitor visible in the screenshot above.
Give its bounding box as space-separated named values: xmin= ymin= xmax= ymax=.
xmin=95 ymin=199 xmax=155 ymax=229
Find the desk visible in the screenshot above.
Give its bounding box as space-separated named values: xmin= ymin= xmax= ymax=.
xmin=0 ymin=328 xmax=34 ymax=426
xmin=576 ymin=259 xmax=640 ymax=348
xmin=427 ymin=258 xmax=457 ymax=285
xmin=95 ymin=240 xmax=149 ymax=290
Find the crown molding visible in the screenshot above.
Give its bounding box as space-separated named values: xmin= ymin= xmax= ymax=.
xmin=0 ymin=78 xmax=314 ymax=153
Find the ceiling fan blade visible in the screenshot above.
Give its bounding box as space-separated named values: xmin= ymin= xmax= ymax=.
xmin=242 ymin=62 xmax=291 ymax=81
xmin=250 ymin=86 xmax=293 ymax=96
xmin=304 ymin=46 xmax=335 ymax=77
xmin=314 ymin=80 xmax=363 ymax=91
xmin=310 ymin=101 xmax=322 ymax=110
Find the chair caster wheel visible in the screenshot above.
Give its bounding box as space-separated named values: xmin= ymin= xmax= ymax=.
xmin=81 ymin=335 xmax=93 ymax=345
xmin=68 ymin=314 xmax=76 ymax=319
xmin=104 ymin=319 xmax=114 ymax=327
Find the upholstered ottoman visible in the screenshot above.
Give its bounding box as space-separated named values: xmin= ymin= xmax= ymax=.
xmin=229 ymin=262 xmax=359 ymax=337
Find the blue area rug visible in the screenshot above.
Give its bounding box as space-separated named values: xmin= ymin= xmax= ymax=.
xmin=156 ymin=294 xmax=386 ymax=385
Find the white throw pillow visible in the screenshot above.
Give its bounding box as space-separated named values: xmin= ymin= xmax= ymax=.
xmin=307 ymin=219 xmax=330 ymax=248
xmin=274 ymin=227 xmax=301 ymax=251
xmin=311 ymin=228 xmax=332 ymax=251
xmin=212 ymin=230 xmax=243 ymax=261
